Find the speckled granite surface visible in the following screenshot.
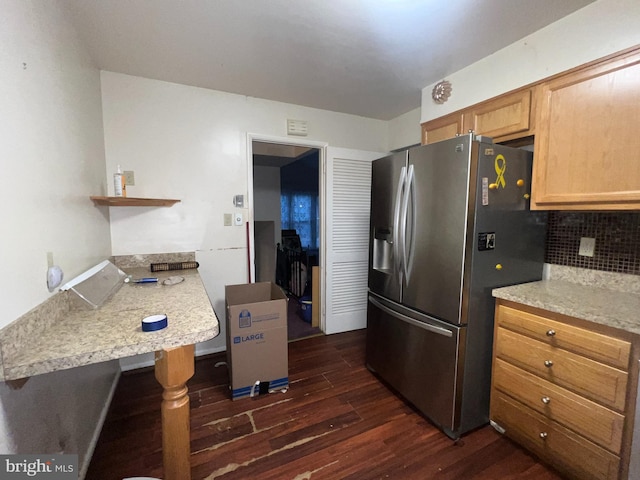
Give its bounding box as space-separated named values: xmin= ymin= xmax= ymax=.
xmin=545 ymin=264 xmax=640 ymax=294
xmin=493 ymin=267 xmax=640 ymax=335
xmin=0 ymin=267 xmax=219 ymax=381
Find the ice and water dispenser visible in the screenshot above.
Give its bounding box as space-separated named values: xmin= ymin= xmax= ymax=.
xmin=372 ymin=226 xmax=393 ymax=272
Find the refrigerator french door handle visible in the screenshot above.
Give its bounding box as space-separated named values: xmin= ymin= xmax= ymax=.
xmin=401 ymin=164 xmax=414 ymax=284
xmin=368 ymin=296 xmax=453 ymax=337
xmin=409 ymin=166 xmax=417 ymax=279
xmin=393 ymin=166 xmax=407 ymax=283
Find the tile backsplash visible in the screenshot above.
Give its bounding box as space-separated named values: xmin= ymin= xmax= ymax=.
xmin=545 ymin=212 xmax=640 ymax=276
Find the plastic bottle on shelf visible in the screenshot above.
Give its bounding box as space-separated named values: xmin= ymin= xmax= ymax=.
xmin=114 ymin=165 xmax=126 ymax=197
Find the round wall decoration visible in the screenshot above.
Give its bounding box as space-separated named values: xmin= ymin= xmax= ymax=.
xmin=432 ymin=80 xmax=452 ymax=104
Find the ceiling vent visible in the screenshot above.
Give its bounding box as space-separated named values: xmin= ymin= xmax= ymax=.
xmin=287 ymin=119 xmax=308 ymax=136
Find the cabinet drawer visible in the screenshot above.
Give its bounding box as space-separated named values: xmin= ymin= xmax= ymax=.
xmin=493 ymin=358 xmax=624 ymax=453
xmin=495 ymin=328 xmax=628 ymax=411
xmin=497 ymin=305 xmax=631 ymax=369
xmin=491 ymin=391 xmax=621 ymax=480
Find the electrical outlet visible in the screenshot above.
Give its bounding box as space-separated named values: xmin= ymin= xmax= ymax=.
xmin=578 ymin=237 xmax=596 ymax=257
xmin=224 ymin=213 xmax=232 ymax=226
xmin=123 ymin=170 xmax=135 ymax=186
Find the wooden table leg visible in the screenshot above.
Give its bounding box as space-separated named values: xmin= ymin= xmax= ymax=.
xmin=155 ymin=344 xmax=195 ymax=480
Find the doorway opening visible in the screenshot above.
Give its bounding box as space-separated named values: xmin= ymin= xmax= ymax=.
xmin=250 ymin=139 xmax=324 ymax=341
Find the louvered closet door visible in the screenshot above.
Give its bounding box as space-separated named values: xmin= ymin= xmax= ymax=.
xmin=325 ymin=147 xmax=384 ymax=334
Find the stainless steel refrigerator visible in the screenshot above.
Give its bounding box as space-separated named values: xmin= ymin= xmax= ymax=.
xmin=366 ymin=133 xmax=547 ymax=439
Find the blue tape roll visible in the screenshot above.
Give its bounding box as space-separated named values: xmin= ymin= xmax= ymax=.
xmin=142 ymin=314 xmax=168 ymax=332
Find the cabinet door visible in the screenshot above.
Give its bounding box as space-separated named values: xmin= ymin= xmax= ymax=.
xmin=465 ymin=89 xmax=533 ymax=140
xmin=421 ymin=112 xmax=464 ymax=145
xmin=532 ymin=49 xmax=640 ymax=210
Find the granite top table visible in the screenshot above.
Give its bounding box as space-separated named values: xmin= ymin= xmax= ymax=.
xmin=0 ymin=267 xmax=219 ymax=380
xmin=493 ymin=279 xmax=640 ymax=336
xmin=0 ymin=265 xmax=219 ymax=480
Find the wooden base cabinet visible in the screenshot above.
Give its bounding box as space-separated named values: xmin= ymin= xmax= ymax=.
xmin=490 ymin=301 xmax=639 ymax=480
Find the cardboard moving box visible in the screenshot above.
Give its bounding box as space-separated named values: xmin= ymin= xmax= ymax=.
xmin=225 ymin=282 xmax=288 ymax=399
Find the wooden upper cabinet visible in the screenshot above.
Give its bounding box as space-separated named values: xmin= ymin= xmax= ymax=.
xmin=421 ymin=88 xmax=534 ymax=145
xmin=531 ymin=48 xmax=640 ymax=210
xmin=420 ymin=46 xmax=640 ymax=210
xmin=464 ymin=89 xmax=533 ymax=141
xmin=421 ymin=112 xmax=464 ymax=145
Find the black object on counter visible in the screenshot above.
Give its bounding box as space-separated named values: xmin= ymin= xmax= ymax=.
xmin=150 ymin=261 xmax=199 ymax=272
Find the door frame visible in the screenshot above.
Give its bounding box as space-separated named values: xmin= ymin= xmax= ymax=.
xmin=246 ymin=133 xmax=328 ymax=331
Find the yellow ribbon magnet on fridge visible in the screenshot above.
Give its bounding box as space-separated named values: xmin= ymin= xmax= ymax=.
xmin=494 ymin=154 xmax=507 ymax=188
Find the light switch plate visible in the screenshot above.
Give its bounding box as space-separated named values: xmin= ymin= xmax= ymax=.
xmin=224 ymin=213 xmax=232 ymax=226
xmin=234 ymin=212 xmax=243 ymax=226
xmin=123 ymin=170 xmax=135 ymax=186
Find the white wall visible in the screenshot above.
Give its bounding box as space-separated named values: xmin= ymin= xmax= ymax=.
xmin=100 ymin=71 xmax=389 ymax=364
xmin=0 ymin=361 xmax=119 ymax=477
xmin=388 ymin=107 xmax=421 ymax=151
xmin=253 ymin=165 xmax=282 ymax=241
xmin=421 ymin=0 xmax=640 ymax=122
xmin=1 ymin=1 xmax=112 ymax=327
xmin=0 ymin=1 xmax=119 ymax=476
xmin=253 ymin=166 xmax=282 ymax=224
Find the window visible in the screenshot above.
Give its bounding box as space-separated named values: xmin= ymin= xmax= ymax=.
xmin=281 ymin=193 xmax=319 ymax=250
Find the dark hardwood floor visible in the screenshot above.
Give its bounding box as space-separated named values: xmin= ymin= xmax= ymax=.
xmin=287 ymin=294 xmax=322 ymax=341
xmin=86 ymin=329 xmax=564 ymax=480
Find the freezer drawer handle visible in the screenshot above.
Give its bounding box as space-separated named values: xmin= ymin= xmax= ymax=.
xmin=368 ymin=296 xmax=453 ymax=338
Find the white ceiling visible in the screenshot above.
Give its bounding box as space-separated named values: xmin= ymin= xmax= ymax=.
xmin=60 ymin=0 xmax=595 ymax=120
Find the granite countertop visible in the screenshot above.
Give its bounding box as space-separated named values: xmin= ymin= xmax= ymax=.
xmin=493 ymin=279 xmax=640 ymax=335
xmin=0 ymin=267 xmax=219 ymax=381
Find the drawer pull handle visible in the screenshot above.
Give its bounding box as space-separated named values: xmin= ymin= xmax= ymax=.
xmin=541 ymin=396 xmax=551 ymax=404
xmin=544 ymin=360 xmax=554 ymax=368
xmin=539 ymin=432 xmax=548 ymax=440
xmin=546 ymin=329 xmax=556 ymax=337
